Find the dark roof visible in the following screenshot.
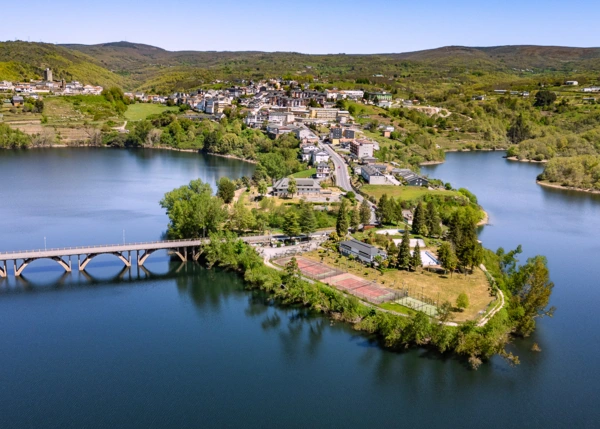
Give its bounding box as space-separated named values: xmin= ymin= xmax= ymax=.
xmin=340 ymin=239 xmax=386 ymax=257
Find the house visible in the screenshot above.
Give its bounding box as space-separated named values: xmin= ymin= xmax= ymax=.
xmin=565 ymin=81 xmax=579 ymax=86
xmin=393 ymin=168 xmax=429 ymax=187
xmin=340 ymin=239 xmax=387 ymax=264
xmin=11 ymin=95 xmax=24 ymax=107
xmin=315 ymin=162 xmax=331 ymax=178
xmin=361 ymin=164 xmax=387 ymax=185
xmin=583 ymin=87 xmax=600 ymax=93
xmin=311 ymin=150 xmax=330 ymax=165
xmin=350 ymin=139 xmax=374 ymax=159
xmin=378 ymin=100 xmax=392 ymax=108
xmin=364 ymin=92 xmax=392 ymax=102
xmin=300 ymin=146 xmax=316 ymax=162
xmin=272 ymin=178 xmax=322 ymax=197
xmin=472 ymin=95 xmax=486 ymax=101
xmin=330 ymin=126 xmax=343 ymax=143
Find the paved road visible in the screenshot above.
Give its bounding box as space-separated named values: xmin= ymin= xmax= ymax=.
xmin=322 ymin=143 xmax=377 ymax=224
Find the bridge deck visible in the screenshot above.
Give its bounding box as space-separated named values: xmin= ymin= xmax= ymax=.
xmin=0 ymin=239 xmax=207 ymax=261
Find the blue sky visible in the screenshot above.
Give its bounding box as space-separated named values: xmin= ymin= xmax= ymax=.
xmin=1 ymin=0 xmax=598 ymax=53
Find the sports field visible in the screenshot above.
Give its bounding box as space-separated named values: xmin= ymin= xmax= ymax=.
xmin=276 ymin=256 xmax=397 ymax=304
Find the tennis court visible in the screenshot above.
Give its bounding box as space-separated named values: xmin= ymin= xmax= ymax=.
xmin=274 ymin=256 xmax=398 ymax=304
xmin=396 ymin=296 xmax=438 ymax=316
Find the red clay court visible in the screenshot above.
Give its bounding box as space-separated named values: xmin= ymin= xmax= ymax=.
xmin=275 ymin=256 xmax=397 ymax=304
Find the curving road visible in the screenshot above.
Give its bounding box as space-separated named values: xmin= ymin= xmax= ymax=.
xmin=322 ymin=143 xmax=377 ymax=224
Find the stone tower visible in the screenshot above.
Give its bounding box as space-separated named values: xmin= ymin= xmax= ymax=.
xmin=44 ymin=68 xmax=53 ymax=82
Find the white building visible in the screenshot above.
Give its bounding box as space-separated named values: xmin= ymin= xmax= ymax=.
xmin=311 ymin=150 xmax=330 ymax=165
xmin=350 ymin=139 xmax=374 ymax=159
xmin=361 ymin=164 xmax=387 ymax=185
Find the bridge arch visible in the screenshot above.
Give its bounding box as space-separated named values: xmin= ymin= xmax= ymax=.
xmin=13 ymin=256 xmax=72 ymax=277
xmin=78 ymin=252 xmax=131 ymax=272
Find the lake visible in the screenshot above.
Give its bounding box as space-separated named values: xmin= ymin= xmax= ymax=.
xmin=0 ymin=148 xmax=598 ymax=428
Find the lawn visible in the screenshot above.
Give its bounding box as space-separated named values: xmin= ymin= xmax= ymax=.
xmin=303 ymin=249 xmax=494 ymax=323
xmin=361 ymin=185 xmax=461 ymax=201
xmin=291 ymin=168 xmax=316 ymax=178
xmin=124 ymin=103 xmax=178 ymax=121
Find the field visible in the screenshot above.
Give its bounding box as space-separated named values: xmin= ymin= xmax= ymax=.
xmin=124 ymin=103 xmax=178 ymax=121
xmin=361 ymin=185 xmax=460 ymax=201
xmin=291 ymin=168 xmax=316 ymax=178
xmin=302 ymin=249 xmax=494 ymax=322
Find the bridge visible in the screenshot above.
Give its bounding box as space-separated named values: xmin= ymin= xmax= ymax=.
xmin=0 ymin=235 xmax=277 ymax=278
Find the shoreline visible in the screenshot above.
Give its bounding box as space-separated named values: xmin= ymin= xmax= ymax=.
xmin=505 ymin=156 xmax=548 ymax=164
xmin=536 ymin=180 xmax=600 ymax=195
xmin=1 ymin=143 xmax=258 ymax=165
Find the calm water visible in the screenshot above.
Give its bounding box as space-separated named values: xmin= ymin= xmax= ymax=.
xmin=0 ymin=149 xmax=599 ymax=428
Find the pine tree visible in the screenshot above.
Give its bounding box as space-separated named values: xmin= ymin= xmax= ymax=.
xmin=397 ymin=228 xmax=411 ymax=270
xmin=287 ymin=177 xmax=297 ymax=198
xmin=412 ymin=201 xmax=428 ymax=236
xmin=359 ymin=198 xmax=371 ymax=225
xmin=410 ymin=242 xmax=423 ymax=271
xmin=299 ymin=201 xmax=317 ymax=234
xmin=283 ymin=211 xmax=301 ymax=237
xmin=350 ymin=209 xmax=361 ymax=231
xmin=438 ymin=241 xmax=458 ymax=277
xmin=336 ymin=199 xmax=349 ymax=238
xmin=425 ymin=201 xmax=442 ymax=237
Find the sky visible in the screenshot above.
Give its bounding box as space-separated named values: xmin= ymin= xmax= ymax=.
xmin=1 ymin=0 xmax=599 ymax=54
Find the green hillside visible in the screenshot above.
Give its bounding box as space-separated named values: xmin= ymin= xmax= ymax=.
xmin=0 ymin=41 xmax=131 ymax=88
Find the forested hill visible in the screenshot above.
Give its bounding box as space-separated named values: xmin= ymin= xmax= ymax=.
xmin=1 ymin=41 xmax=600 ymax=92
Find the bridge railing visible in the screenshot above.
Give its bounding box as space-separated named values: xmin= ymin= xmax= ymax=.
xmin=0 ymin=238 xmax=206 ymax=256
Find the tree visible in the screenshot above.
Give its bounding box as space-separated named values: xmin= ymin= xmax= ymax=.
xmin=507 ymin=114 xmax=531 ymax=144
xmin=396 ymin=228 xmax=411 ymax=270
xmin=377 ymin=194 xmax=396 ymax=225
xmin=283 ymin=211 xmax=301 ymax=237
xmin=336 ymin=199 xmax=350 ymax=237
xmin=456 ymin=293 xmax=469 ymax=311
xmin=411 ymin=201 xmax=428 ymax=236
xmin=437 ymin=241 xmax=458 ymax=276
xmin=534 ymin=90 xmax=557 ymax=108
xmin=230 ymin=198 xmax=255 ymax=232
xmin=425 ymin=201 xmax=442 ymax=237
xmin=410 ymin=242 xmax=423 ymax=271
xmin=160 ymin=179 xmax=227 ymax=239
xmin=508 ymin=256 xmax=556 ymax=337
xmin=258 ymin=180 xmax=268 ymax=197
xmin=299 ymin=201 xmax=317 ymax=235
xmin=217 ymin=177 xmax=236 ymax=203
xmin=350 ymin=209 xmax=361 ymax=231
xmin=287 ymin=176 xmax=297 ymax=198
xmin=359 ymin=198 xmax=371 ymax=225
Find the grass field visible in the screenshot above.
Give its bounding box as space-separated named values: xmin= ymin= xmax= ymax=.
xmin=303 ymin=249 xmax=493 ymax=322
xmin=361 ymin=185 xmax=461 ymax=201
xmin=124 ymin=103 xmax=178 ymax=121
xmin=291 ymin=168 xmax=316 ymax=178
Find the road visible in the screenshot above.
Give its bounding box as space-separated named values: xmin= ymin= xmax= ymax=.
xmin=321 ymin=142 xmax=377 ymax=224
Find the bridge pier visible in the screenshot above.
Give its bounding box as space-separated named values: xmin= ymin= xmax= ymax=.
xmin=0 ymin=261 xmax=6 ymax=278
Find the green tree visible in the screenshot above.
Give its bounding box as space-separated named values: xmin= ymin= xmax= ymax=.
xmin=507 ymin=114 xmax=531 ymax=144
xmin=287 ymin=177 xmax=297 ymax=198
xmin=425 ymin=201 xmax=442 ymax=237
xmin=456 ymin=293 xmax=469 ymax=311
xmin=299 ymin=201 xmax=317 ymax=234
xmin=410 ymin=242 xmax=423 ymax=271
xmin=508 ymin=256 xmax=556 ymax=337
xmin=230 ymin=198 xmax=255 ymax=232
xmin=160 ymin=179 xmax=227 ymax=239
xmin=534 ymin=90 xmax=557 ymax=108
xmin=258 ymin=180 xmax=268 ymax=197
xmin=411 ymin=201 xmax=428 ymax=236
xmin=359 ymin=198 xmax=371 ymax=225
xmin=437 ymin=241 xmax=458 ymax=277
xmin=283 ymin=211 xmax=301 ymax=237
xmin=377 ymin=194 xmax=396 ymax=225
xmin=396 ymin=228 xmax=411 ymax=270
xmin=350 ymin=209 xmax=361 ymax=231
xmin=217 ymin=177 xmax=236 ymax=203
xmin=336 ymin=199 xmax=350 ymax=237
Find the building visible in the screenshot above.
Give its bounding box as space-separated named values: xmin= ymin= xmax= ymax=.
xmin=330 ymin=126 xmax=343 ymax=142
xmin=300 ymin=145 xmax=318 ymax=162
xmin=308 ymin=107 xmax=339 ymax=120
xmin=565 ymin=81 xmax=579 ymax=86
xmin=340 ymin=239 xmax=387 ymax=264
xmin=311 ymin=150 xmax=330 ymax=165
xmin=583 ymin=87 xmax=600 ymax=93
xmin=393 ymin=169 xmax=429 ymax=187
xmin=361 ymin=164 xmax=388 ymax=185
xmin=364 ymin=92 xmax=392 ymax=102
xmin=350 ymin=139 xmax=374 ymax=159
xmin=272 ymin=178 xmax=322 ymax=197
xmin=44 ymin=68 xmax=53 ymax=82
xmin=315 ymin=162 xmax=331 ymax=178
xmin=11 ymin=95 xmax=24 ymax=107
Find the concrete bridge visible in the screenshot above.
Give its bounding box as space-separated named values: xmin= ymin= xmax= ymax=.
xmin=0 ymin=235 xmax=279 ymax=278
